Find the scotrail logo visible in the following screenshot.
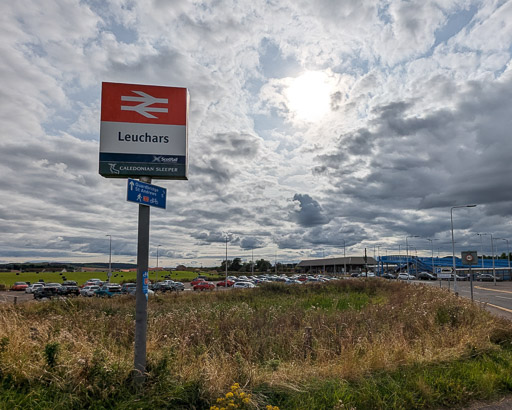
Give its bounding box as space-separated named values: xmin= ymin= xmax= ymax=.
xmin=121 ymin=91 xmax=168 ymax=119
xmin=152 ymin=156 xmax=178 ymax=163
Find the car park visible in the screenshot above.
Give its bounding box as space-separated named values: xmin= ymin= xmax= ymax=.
xmin=11 ymin=282 xmax=29 ymax=291
xmin=95 ymin=284 xmax=122 ymax=297
xmin=193 ymin=282 xmax=215 ymax=291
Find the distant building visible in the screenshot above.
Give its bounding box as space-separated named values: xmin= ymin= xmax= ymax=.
xmin=296 ymin=256 xmax=377 ymax=274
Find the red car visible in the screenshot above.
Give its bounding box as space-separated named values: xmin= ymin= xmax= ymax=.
xmin=216 ymin=280 xmax=234 ymax=287
xmin=11 ymin=282 xmax=29 ymax=291
xmin=190 ymin=278 xmax=207 ymax=286
xmin=193 ymin=282 xmax=215 ymax=291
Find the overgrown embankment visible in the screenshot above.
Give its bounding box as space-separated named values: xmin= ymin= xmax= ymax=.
xmin=1 ymin=280 xmax=512 ymax=409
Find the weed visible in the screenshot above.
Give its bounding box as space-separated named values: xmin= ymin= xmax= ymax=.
xmin=44 ymin=342 xmax=59 ymax=368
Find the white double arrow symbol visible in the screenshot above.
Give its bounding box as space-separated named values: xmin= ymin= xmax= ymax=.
xmin=121 ymin=90 xmax=168 ymax=119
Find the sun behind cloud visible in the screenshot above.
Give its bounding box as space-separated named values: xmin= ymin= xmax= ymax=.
xmin=286 ymin=71 xmax=332 ymax=122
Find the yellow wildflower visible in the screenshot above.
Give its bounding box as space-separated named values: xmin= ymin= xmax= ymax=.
xmin=226 ymin=392 xmax=234 ymax=398
xmin=243 ymin=398 xmax=250 ymax=404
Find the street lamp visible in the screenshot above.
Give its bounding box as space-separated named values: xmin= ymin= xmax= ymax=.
xmin=156 ymin=245 xmax=161 ymax=282
xmin=451 ymin=204 xmax=477 ymax=293
xmin=476 ymin=233 xmax=489 ymax=269
xmin=427 ymin=238 xmax=437 ymax=275
xmin=225 ymin=235 xmax=229 ymax=286
xmin=406 ymin=235 xmax=419 ymax=279
xmin=496 ymin=238 xmax=510 ymax=281
xmin=341 ymin=239 xmax=347 ymax=275
xmin=106 ymin=235 xmax=112 ymax=282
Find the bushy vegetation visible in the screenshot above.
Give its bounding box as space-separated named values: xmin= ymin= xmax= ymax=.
xmin=1 ymin=280 xmax=512 ymax=409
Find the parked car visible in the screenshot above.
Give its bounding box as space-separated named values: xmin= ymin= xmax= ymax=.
xmin=81 ymin=279 xmax=103 ymax=288
xmin=11 ymin=282 xmax=29 ymax=291
xmin=193 ymin=282 xmax=215 ymax=291
xmin=166 ymin=280 xmax=185 ymax=291
xmin=216 ymin=280 xmax=234 ymax=287
xmin=193 ymin=281 xmax=213 ymax=291
xmin=80 ymin=285 xmax=100 ymax=297
xmin=381 ymin=273 xmax=396 ymax=279
xmin=476 ymin=273 xmax=503 ymax=282
xmin=121 ymin=283 xmax=137 ymax=295
xmin=417 ymin=272 xmax=437 ymax=281
xmin=34 ymin=283 xmax=62 ymax=300
xmin=190 ymin=278 xmax=207 ymax=286
xmin=58 ymin=280 xmax=80 ymax=296
xmin=95 ymin=284 xmax=122 ymax=297
xmin=152 ymin=282 xmax=174 ymax=293
xmin=25 ymin=283 xmax=44 ymax=294
xmin=233 ymin=281 xmax=256 ymax=289
xmin=397 ymin=273 xmax=415 ymax=280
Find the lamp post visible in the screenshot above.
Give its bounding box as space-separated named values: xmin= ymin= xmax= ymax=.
xmin=451 ymin=204 xmax=477 ymax=294
xmin=156 ymin=245 xmax=161 ymax=282
xmin=106 ymin=235 xmax=112 ymax=282
xmin=225 ymin=235 xmax=229 ymax=286
xmin=496 ymin=238 xmax=510 ymax=281
xmin=476 ymin=233 xmax=488 ymax=269
xmin=490 ymin=234 xmax=496 ymax=285
xmin=341 ymin=239 xmax=346 ymax=275
xmin=398 ymin=244 xmax=401 ymax=277
xmin=427 ymin=238 xmax=437 ymax=275
xmin=406 ymin=235 xmax=419 ymax=280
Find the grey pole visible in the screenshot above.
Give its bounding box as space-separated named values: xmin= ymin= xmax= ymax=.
xmin=342 ymin=239 xmax=346 ymax=275
xmin=398 ymin=244 xmax=401 ymax=278
xmin=427 ymin=239 xmax=436 ymax=275
xmin=451 ymin=204 xmax=477 ymax=294
xmin=490 ymin=234 xmax=496 ymax=285
xmin=106 ymin=234 xmax=112 ymax=282
xmin=134 ymin=177 xmax=151 ymax=385
xmin=251 ymin=249 xmax=254 ymax=275
xmin=156 ymin=244 xmax=161 ymax=282
xmin=476 ymin=233 xmax=485 ymax=269
xmin=406 ymin=236 xmax=418 ymax=280
xmin=225 ymin=236 xmax=228 ymax=285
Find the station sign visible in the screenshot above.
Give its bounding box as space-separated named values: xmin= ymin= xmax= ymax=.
xmin=126 ymin=178 xmax=166 ymax=209
xmin=99 ymin=82 xmax=188 ymax=179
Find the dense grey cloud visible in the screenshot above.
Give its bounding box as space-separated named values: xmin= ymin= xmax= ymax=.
xmin=0 ymin=1 xmax=511 ymax=266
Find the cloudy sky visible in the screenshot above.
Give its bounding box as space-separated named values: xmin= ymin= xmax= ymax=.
xmin=2 ymin=0 xmax=512 ymax=267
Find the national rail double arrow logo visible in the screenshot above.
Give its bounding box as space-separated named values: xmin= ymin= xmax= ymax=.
xmin=121 ymin=90 xmax=168 ymax=119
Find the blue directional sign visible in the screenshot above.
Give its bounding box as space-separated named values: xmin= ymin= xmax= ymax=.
xmin=127 ymin=178 xmax=167 ymax=209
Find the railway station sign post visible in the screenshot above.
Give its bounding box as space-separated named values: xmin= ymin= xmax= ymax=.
xmin=99 ymin=82 xmax=188 ymax=385
xmin=462 ymin=251 xmax=478 ymax=301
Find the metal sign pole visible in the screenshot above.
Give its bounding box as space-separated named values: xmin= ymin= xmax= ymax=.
xmin=134 ymin=176 xmax=151 ymax=385
xmin=470 ymin=265 xmax=473 ymax=302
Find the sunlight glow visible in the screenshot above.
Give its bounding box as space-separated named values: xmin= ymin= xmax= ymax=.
xmin=286 ymin=71 xmax=332 ymax=122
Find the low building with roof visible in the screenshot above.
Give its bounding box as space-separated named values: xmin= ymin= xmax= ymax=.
xmin=296 ymin=256 xmax=377 ymax=274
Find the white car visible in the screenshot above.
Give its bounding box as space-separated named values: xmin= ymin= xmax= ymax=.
xmin=233 ymin=281 xmax=256 ymax=289
xmin=80 ymin=285 xmax=100 ymax=297
xmin=25 ymin=283 xmax=44 ymax=294
xmin=397 ymin=273 xmax=415 ymax=280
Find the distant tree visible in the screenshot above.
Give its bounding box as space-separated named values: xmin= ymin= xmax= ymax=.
xmin=255 ymin=259 xmax=272 ymax=272
xmin=229 ymin=258 xmax=242 ymax=271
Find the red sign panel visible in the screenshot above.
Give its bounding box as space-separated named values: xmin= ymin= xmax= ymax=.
xmin=101 ymin=82 xmax=187 ymax=125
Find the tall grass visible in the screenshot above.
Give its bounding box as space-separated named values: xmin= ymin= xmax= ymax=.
xmin=1 ymin=280 xmax=512 ymax=408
